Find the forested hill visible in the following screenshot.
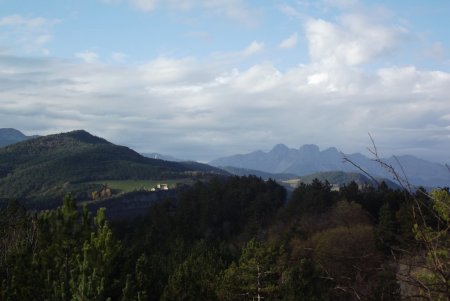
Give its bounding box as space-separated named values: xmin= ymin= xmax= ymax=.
xmin=0 ymin=130 xmax=225 ymax=203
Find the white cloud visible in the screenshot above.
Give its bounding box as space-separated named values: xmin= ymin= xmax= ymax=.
xmin=0 ymin=15 xmax=58 ymax=27
xmin=325 ymin=0 xmax=360 ymax=9
xmin=1 ymin=51 xmax=450 ymax=162
xmin=0 ymin=14 xmax=60 ymax=54
xmin=278 ymin=4 xmax=303 ymax=19
xmin=111 ymin=52 xmax=128 ymax=62
xmin=101 ymin=0 xmax=122 ymax=4
xmin=202 ymin=0 xmax=261 ymax=27
xmin=424 ymin=42 xmax=446 ymax=61
xmin=35 ymin=34 xmax=52 ymax=45
xmin=233 ymin=64 xmax=282 ymax=93
xmin=279 ymin=33 xmax=298 ymax=49
xmin=101 ymin=0 xmax=260 ymax=26
xmin=2 ymin=3 xmax=450 ymax=162
xmin=138 ymin=56 xmax=217 ymax=85
xmin=75 ymin=51 xmax=99 ymax=63
xmin=307 ymin=72 xmax=328 ymax=85
xmin=185 ymin=31 xmax=213 ymax=42
xmin=167 ymin=0 xmax=194 ymax=10
xmin=242 ymin=41 xmax=264 ymax=56
xmin=305 ymin=13 xmax=407 ymax=66
xmin=130 ymin=0 xmax=158 ymax=11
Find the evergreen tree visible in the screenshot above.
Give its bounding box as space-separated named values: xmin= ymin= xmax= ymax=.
xmin=37 ymin=194 xmax=83 ymax=300
xmin=218 ymin=239 xmax=282 ymax=301
xmin=162 ymin=241 xmax=224 ymax=301
xmin=377 ymin=202 xmax=397 ymax=251
xmin=408 ymin=189 xmax=450 ymax=299
xmin=282 ymin=258 xmax=331 ymax=301
xmin=71 ymin=208 xmax=121 ymax=301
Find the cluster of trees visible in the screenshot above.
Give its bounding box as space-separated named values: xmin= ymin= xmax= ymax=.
xmin=1 ymin=176 xmax=449 ymax=300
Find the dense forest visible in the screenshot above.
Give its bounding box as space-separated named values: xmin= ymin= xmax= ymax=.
xmin=1 ymin=176 xmax=449 ymax=300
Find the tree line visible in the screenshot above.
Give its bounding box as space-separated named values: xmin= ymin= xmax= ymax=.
xmin=1 ymin=176 xmax=448 ymax=300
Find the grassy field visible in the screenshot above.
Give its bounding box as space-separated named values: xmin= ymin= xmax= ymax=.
xmin=281 ymin=178 xmax=301 ymax=188
xmin=89 ymin=178 xmax=193 ymax=193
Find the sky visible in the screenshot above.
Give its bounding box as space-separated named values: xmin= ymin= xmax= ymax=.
xmin=0 ymin=0 xmax=450 ymax=163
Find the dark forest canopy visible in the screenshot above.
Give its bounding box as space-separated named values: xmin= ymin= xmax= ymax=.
xmin=1 ymin=176 xmax=449 ymax=300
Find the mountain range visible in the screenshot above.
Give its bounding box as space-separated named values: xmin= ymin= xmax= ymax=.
xmin=0 ymin=128 xmax=38 ymax=147
xmin=209 ymin=144 xmax=450 ymax=188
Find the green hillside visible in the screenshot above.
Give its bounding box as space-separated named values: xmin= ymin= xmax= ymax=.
xmin=0 ymin=130 xmax=223 ymax=203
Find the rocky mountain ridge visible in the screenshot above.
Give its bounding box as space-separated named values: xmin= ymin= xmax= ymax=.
xmin=210 ymin=144 xmax=450 ymax=187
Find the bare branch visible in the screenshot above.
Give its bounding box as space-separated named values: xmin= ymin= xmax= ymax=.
xmin=341 ymin=153 xmax=379 ymax=186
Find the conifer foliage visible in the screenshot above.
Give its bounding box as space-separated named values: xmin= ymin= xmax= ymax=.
xmin=0 ymin=176 xmax=448 ymax=300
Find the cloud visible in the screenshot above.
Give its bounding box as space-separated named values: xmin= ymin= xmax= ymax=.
xmin=201 ymin=0 xmax=261 ymax=27
xmin=279 ymin=33 xmax=298 ymax=49
xmin=101 ymin=0 xmax=260 ymax=26
xmin=325 ymin=0 xmax=360 ymax=9
xmin=1 ymin=51 xmax=450 ymax=162
xmin=75 ymin=51 xmax=99 ymax=63
xmin=0 ymin=14 xmax=60 ymax=55
xmin=111 ymin=52 xmax=128 ymax=62
xmin=423 ymin=42 xmax=447 ymax=61
xmin=100 ymin=0 xmax=122 ymax=4
xmin=185 ymin=31 xmax=213 ymax=42
xmin=278 ymin=4 xmax=304 ymax=19
xmin=242 ymin=41 xmax=264 ymax=56
xmin=130 ymin=0 xmax=158 ymax=11
xmin=0 ymin=15 xmax=58 ymax=27
xmin=305 ymin=13 xmax=407 ymax=66
xmin=1 ymin=3 xmax=449 ymax=163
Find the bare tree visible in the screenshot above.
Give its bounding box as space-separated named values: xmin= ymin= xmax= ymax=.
xmin=342 ymin=135 xmax=450 ymax=301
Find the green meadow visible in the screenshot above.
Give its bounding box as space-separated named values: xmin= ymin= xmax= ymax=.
xmin=89 ymin=178 xmax=192 ymax=193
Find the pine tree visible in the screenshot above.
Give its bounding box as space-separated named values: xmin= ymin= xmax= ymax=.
xmin=218 ymin=239 xmax=282 ymax=301
xmin=377 ymin=202 xmax=397 ymax=251
xmin=162 ymin=241 xmax=223 ymax=301
xmin=71 ymin=208 xmax=121 ymax=301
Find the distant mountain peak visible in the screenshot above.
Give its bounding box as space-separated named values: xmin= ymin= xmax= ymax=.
xmin=270 ymin=143 xmax=289 ymax=154
xmin=0 ymin=128 xmax=27 ymax=137
xmin=323 ymin=147 xmax=339 ymax=154
xmin=0 ymin=128 xmax=37 ymax=148
xmin=209 ymin=143 xmax=450 ymax=187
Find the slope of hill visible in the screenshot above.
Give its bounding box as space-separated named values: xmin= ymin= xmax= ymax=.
xmin=210 ymin=144 xmax=450 ymax=187
xmin=0 ymin=128 xmax=38 ymax=147
xmin=0 ymin=130 xmax=225 ymax=203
